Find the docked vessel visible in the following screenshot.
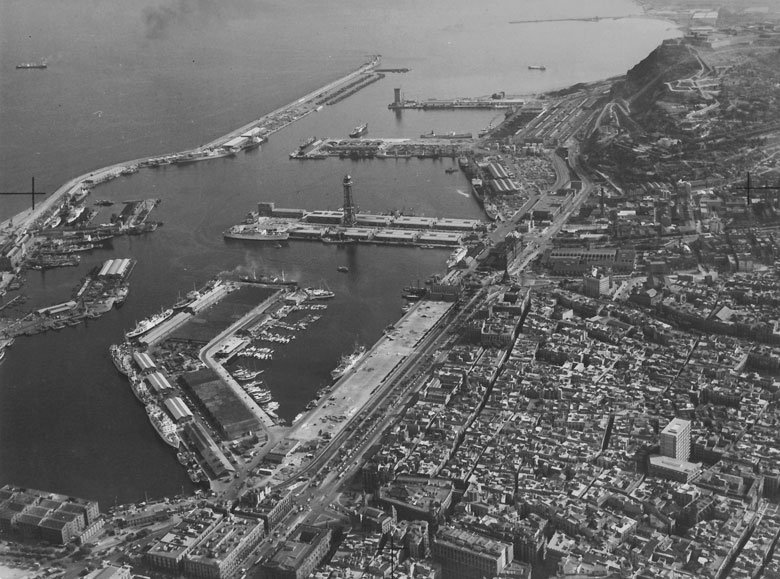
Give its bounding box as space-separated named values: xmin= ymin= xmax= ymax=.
xmin=305 ymin=287 xmax=335 ymax=300
xmin=65 ymin=205 xmax=86 ymax=225
xmin=147 ymin=405 xmax=180 ymax=448
xmin=113 ymin=285 xmax=129 ymax=306
xmin=16 ymin=62 xmax=47 ymax=69
xmin=349 ymin=123 xmax=368 ymax=138
xmin=223 ymin=224 xmax=290 ymax=241
xmin=420 ymin=131 xmax=473 ymax=139
xmin=331 ymin=344 xmax=366 ymax=381
xmin=240 ymin=271 xmax=297 ymax=286
xmin=125 ymin=308 xmax=174 ymax=339
xmin=528 ymin=65 xmax=546 ymax=70
xmin=447 ymin=246 xmax=468 ymax=269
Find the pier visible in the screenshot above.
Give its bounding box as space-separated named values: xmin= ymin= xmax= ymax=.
xmin=224 ymin=175 xmax=488 ymax=249
xmin=388 ymin=96 xmax=525 ymax=111
xmin=291 ymin=136 xmax=471 ymax=160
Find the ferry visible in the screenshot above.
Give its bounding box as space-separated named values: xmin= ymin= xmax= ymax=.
xmin=331 ymin=344 xmax=366 ymax=381
xmin=349 ymin=123 xmax=368 ymax=138
xmin=125 ymin=308 xmax=174 ymax=339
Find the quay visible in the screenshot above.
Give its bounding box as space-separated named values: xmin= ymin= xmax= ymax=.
xmin=292 ymin=136 xmax=470 ymax=160
xmin=224 ymin=176 xmax=487 ymax=249
xmin=388 ymin=86 xmax=525 ymax=111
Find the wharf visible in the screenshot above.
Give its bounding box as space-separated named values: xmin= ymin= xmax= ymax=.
xmin=388 ymin=96 xmax=525 ymax=111
xmin=295 ymin=137 xmax=470 ymax=160
xmin=225 ymin=210 xmax=485 ymax=248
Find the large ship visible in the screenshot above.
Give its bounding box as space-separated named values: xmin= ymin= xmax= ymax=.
xmin=223 ymin=224 xmax=290 ymax=241
xmin=147 ymin=405 xmax=180 ymax=448
xmin=420 ymin=131 xmax=473 ymax=140
xmin=239 ymin=271 xmax=297 ymax=286
xmin=125 ymin=308 xmax=174 ymax=339
xmin=349 ymin=123 xmax=368 ymax=138
xmin=16 ymin=62 xmax=47 ymax=69
xmin=331 ymin=344 xmax=366 ymax=381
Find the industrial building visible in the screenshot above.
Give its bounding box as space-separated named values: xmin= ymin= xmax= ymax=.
xmin=179 ymin=368 xmax=261 ymax=440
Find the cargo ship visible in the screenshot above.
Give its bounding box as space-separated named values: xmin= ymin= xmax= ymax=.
xmin=125 ymin=308 xmax=174 ymax=339
xmin=331 ymin=344 xmax=366 ymax=381
xmin=147 ymin=405 xmax=180 ymax=448
xmin=223 ymin=224 xmax=290 ymax=241
xmin=16 ymin=62 xmax=47 ymax=69
xmin=420 ymin=131 xmax=473 ymax=139
xmin=349 ymin=123 xmax=368 ymax=138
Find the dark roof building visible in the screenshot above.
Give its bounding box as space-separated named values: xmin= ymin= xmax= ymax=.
xmin=179 ymin=369 xmax=261 ymax=440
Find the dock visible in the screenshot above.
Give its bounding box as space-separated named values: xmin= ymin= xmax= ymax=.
xmin=291 ymin=136 xmax=471 ymax=160
xmin=225 ymin=201 xmax=486 ymax=249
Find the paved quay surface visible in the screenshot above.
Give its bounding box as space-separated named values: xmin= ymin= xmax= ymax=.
xmin=286 ymin=300 xmax=454 ymax=444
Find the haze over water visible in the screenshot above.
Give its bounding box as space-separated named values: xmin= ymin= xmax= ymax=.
xmin=0 ymin=0 xmax=678 ymax=506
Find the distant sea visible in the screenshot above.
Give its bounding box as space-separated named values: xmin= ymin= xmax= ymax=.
xmin=0 ymin=0 xmax=679 ymax=507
